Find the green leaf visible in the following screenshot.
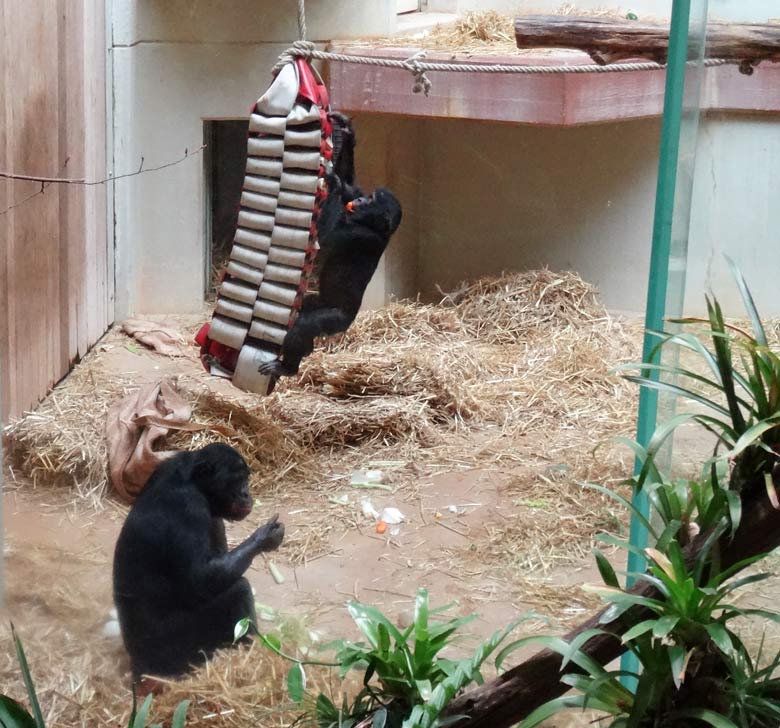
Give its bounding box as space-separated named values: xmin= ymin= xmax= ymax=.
xmin=673 ymin=708 xmax=739 ymax=728
xmin=704 ymin=623 xmax=733 ymax=655
xmin=517 ymin=696 xmax=589 ymax=728
xmin=621 ymin=620 xmax=656 ymax=644
xmin=10 ymin=625 xmax=45 ymax=728
xmin=415 ymin=679 xmax=433 ymax=701
xmin=622 ymin=374 xmax=733 ymax=418
xmin=725 ymin=255 xmax=768 ymax=347
xmin=315 ymin=693 xmax=338 ymax=724
xmin=171 ymin=700 xmax=190 ymax=728
xmin=287 ymin=664 xmax=306 ymax=703
xmin=413 ymin=588 xmax=430 ymax=644
xmin=0 ymin=696 xmax=37 ymax=728
xmin=234 ymin=618 xmax=251 ymax=642
xmin=259 ymin=633 xmax=282 ymax=653
xmin=652 ymin=615 xmax=679 ymax=640
xmin=669 ymin=646 xmax=686 ymax=690
xmin=560 ymin=629 xmax=609 ymax=669
xmin=347 ymin=602 xmax=406 ymax=648
xmin=132 ymin=694 xmax=154 ymax=728
xmin=583 ymin=482 xmax=657 ymax=540
xmin=726 ymin=417 xmax=780 ymax=460
xmin=593 ymin=549 xmax=620 ymax=588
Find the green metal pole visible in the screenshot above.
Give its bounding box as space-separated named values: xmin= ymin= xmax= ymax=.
xmin=620 ymin=0 xmax=708 ymax=688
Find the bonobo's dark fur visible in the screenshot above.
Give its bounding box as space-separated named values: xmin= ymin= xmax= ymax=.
xmin=113 ymin=443 xmax=284 ymax=680
xmin=259 ymin=113 xmax=402 ymax=378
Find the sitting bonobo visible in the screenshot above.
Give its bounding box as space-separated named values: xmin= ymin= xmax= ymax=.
xmin=113 ymin=443 xmax=284 ymax=680
xmin=259 ymin=114 xmax=403 ymax=378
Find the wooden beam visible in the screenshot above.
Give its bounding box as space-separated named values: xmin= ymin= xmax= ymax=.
xmin=442 ymin=490 xmax=780 ymax=728
xmin=514 ymin=16 xmax=780 ymax=73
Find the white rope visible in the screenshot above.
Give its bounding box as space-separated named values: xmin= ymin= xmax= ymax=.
xmin=297 ymin=0 xmax=306 ymax=41
xmin=283 ymin=0 xmax=736 ymax=96
xmin=271 ymin=42 xmax=733 ymax=96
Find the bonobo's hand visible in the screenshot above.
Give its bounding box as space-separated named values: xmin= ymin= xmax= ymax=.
xmin=251 ymin=514 xmax=285 ymax=553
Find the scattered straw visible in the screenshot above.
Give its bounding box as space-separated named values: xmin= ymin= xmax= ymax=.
xmin=337 ymin=7 xmax=632 ymax=58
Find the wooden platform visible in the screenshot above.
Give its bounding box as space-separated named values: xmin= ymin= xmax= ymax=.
xmin=327 ymin=47 xmax=780 ymax=126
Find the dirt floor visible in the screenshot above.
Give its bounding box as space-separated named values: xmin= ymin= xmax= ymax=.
xmin=3 ymin=272 xmax=780 ymax=727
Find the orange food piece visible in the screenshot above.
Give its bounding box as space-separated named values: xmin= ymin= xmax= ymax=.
xmin=346 ymin=201 xmax=355 ymax=212
xmin=376 ymin=520 xmax=388 ymax=534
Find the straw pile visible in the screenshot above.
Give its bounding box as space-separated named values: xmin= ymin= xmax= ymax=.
xmin=338 ymin=7 xmax=629 ymax=58
xmin=0 ymin=543 xmax=331 ymax=727
xmin=4 ymin=269 xmax=639 ymax=503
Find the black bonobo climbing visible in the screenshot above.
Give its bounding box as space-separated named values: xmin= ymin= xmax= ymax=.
xmin=112 ymin=443 xmax=284 ymax=680
xmin=258 ymin=113 xmax=403 ymax=378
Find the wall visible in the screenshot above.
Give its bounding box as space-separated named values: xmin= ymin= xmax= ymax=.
xmin=111 ymin=0 xmax=398 ymax=316
xmin=0 ymin=0 xmax=109 ymax=420
xmin=367 ymin=111 xmax=780 ymax=315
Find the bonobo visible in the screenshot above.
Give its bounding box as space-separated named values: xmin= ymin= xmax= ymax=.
xmin=258 ymin=114 xmax=403 ymax=378
xmin=113 ymin=443 xmax=284 ymax=680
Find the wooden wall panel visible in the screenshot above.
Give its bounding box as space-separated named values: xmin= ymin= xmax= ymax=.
xmin=0 ymin=0 xmax=110 ymax=421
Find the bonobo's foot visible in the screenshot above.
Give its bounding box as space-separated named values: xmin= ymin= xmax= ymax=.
xmin=251 ymin=514 xmax=285 ymax=553
xmin=258 ymin=359 xmax=299 ymax=377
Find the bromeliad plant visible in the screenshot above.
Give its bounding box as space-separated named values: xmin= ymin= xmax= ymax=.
xmin=514 ymin=469 xmax=780 ymax=728
xmin=619 ymin=257 xmax=780 ymax=499
xmin=241 ymin=588 xmax=537 ymax=728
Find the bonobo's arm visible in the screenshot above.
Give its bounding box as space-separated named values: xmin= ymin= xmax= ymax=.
xmin=193 ymin=515 xmax=284 ymax=597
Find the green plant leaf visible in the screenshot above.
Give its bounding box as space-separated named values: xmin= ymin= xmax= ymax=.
xmin=669 ymin=645 xmax=687 ymax=690
xmin=726 ymin=417 xmax=780 ymax=460
xmin=287 ymin=664 xmax=306 ymax=703
xmin=347 ymin=602 xmax=406 ymax=648
xmin=234 ymin=618 xmax=251 ymax=642
xmin=725 ymin=255 xmax=768 ymax=347
xmin=10 ymin=625 xmax=45 ymax=728
xmin=583 ymin=483 xmax=658 ymax=540
xmin=673 ymin=708 xmax=739 ymax=728
xmin=621 ymin=620 xmax=656 ymax=644
xmin=652 ymin=615 xmax=679 ymax=640
xmin=622 ymin=374 xmax=733 ymax=419
xmin=132 ymin=694 xmax=154 ymax=728
xmin=705 ymin=623 xmax=733 ymax=655
xmin=415 ymin=679 xmax=433 ymax=701
xmin=0 ymin=696 xmax=37 ymax=728
xmin=560 ymin=629 xmax=609 ymax=670
xmin=593 ymin=549 xmax=620 ymax=588
xmin=171 ymin=700 xmax=190 ymax=728
xmin=517 ymin=696 xmax=590 ymax=728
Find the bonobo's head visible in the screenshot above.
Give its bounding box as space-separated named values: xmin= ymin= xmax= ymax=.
xmin=191 ymin=443 xmax=253 ymax=521
xmin=346 ymin=188 xmax=402 ymax=238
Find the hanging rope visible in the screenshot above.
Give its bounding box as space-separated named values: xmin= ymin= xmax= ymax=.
xmin=276 ymin=0 xmax=734 ymax=96
xmin=296 ymin=0 xmax=306 ymax=41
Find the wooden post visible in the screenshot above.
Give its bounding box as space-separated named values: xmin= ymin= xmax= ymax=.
xmin=514 ymin=16 xmax=780 ymax=74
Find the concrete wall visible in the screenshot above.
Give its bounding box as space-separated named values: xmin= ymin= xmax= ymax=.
xmin=111 ymin=0 xmax=397 ymax=315
xmin=427 ymin=0 xmax=778 ymax=22
xmin=351 ymin=111 xmax=780 ymax=316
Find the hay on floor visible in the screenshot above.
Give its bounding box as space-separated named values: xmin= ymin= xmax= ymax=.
xmin=3 ymin=269 xmax=640 ymax=508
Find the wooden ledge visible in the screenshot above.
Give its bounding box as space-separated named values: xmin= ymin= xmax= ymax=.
xmin=326 ymin=46 xmax=780 ymax=126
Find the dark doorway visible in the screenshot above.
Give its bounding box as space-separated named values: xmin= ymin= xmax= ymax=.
xmin=204 ymin=120 xmax=249 ymax=299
